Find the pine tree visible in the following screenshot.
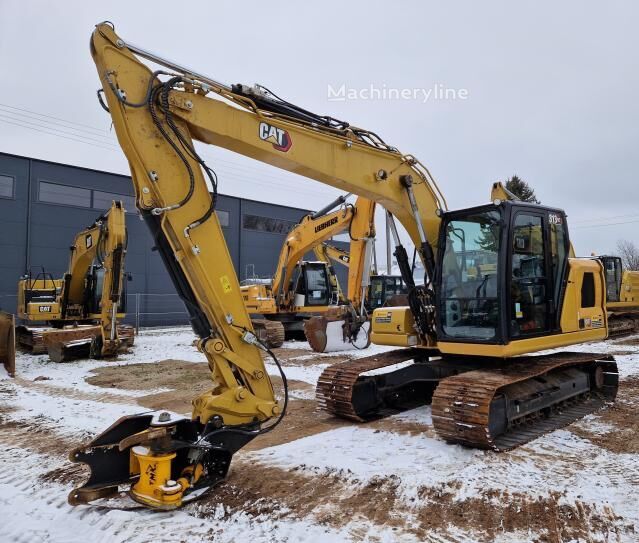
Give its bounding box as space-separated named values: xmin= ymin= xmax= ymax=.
xmin=505 ymin=175 xmax=540 ymax=203
xmin=477 ymin=175 xmax=538 ymax=250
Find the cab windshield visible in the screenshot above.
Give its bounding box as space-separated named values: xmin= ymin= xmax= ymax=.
xmin=439 ymin=210 xmax=501 ymax=340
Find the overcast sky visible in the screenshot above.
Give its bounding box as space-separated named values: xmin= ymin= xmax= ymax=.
xmin=1 ymin=1 xmax=637 ymax=262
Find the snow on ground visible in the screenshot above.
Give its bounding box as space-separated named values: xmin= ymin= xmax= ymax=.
xmin=248 ymin=421 xmax=639 ymax=521
xmin=0 ymin=326 xmax=203 ymax=398
xmin=265 ymin=360 xmax=330 ymax=385
xmin=4 ymin=384 xmax=146 ymax=436
xmin=1 ymin=326 xmax=638 ymax=541
xmin=0 ymin=447 xmax=356 ymax=543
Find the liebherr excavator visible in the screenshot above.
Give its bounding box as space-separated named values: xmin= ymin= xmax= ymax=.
xmin=70 ymin=23 xmax=618 ymax=510
xmin=240 ymin=193 xmax=375 ymax=349
xmin=13 ymin=201 xmax=134 ymax=362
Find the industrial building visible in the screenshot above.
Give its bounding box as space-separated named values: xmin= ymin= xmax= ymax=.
xmin=0 ymin=152 xmax=345 ymax=326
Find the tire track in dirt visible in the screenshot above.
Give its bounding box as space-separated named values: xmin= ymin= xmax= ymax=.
xmin=571 ymin=376 xmax=639 ymax=455
xmin=199 ymin=459 xmax=635 ymax=542
xmin=11 ymin=376 xmax=141 ymax=405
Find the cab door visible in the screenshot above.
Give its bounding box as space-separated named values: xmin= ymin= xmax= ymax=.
xmin=508 ymin=208 xmax=569 ymax=339
xmin=508 ymin=211 xmax=552 ymax=338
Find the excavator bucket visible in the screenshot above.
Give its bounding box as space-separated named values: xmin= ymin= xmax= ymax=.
xmin=0 ymin=312 xmax=16 ymax=377
xmin=42 ymin=324 xmax=135 ymax=362
xmin=304 ymin=315 xmax=370 ymax=353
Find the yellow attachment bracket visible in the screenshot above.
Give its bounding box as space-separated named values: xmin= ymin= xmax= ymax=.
xmin=130 ymin=446 xmax=184 ymax=510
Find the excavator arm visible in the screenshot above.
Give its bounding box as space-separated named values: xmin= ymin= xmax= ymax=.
xmin=271 ymin=194 xmax=376 ymax=311
xmin=314 ymin=243 xmax=351 ymax=268
xmin=89 ymin=201 xmax=128 ymax=356
xmin=70 ymin=22 xmax=283 ymax=510
xmin=89 ymin=25 xmax=446 ymax=287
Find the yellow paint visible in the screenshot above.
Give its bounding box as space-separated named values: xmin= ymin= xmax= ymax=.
xmin=220 ymin=275 xmax=232 ymax=294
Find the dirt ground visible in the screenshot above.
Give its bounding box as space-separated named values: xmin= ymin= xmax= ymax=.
xmin=77 ymin=351 xmax=638 ymax=540
xmin=2 ymin=330 xmax=638 ymax=542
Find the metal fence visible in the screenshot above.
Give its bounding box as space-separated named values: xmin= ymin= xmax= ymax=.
xmin=0 ymin=292 xmax=190 ymax=331
xmin=125 ymin=293 xmax=190 ymax=330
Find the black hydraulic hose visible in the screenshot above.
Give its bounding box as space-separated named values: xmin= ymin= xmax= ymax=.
xmin=200 ymin=327 xmax=289 ymax=444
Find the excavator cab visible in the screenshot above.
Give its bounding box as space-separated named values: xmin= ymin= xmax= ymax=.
xmin=85 ymin=265 xmax=128 ymax=315
xmin=368 ymin=275 xmax=408 ymax=309
xmin=435 ymin=200 xmax=598 ymax=350
xmin=598 ymin=256 xmax=623 ymax=303
xmin=291 ymin=262 xmax=336 ymax=308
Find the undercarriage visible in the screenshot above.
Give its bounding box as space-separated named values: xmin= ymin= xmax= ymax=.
xmin=316 ymin=349 xmax=619 ymax=450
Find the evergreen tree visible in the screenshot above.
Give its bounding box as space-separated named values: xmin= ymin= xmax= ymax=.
xmin=505 ymin=175 xmax=540 ymax=203
xmin=476 ymin=175 xmax=538 ymax=251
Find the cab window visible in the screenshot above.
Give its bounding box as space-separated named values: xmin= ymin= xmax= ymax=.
xmin=510 ymin=213 xmax=548 ymax=337
xmin=440 ymin=210 xmax=501 ymax=340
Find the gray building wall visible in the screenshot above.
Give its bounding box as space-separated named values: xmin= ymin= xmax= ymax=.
xmin=0 ymin=152 xmax=348 ymax=326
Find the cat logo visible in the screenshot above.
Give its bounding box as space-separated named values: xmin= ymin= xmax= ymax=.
xmin=38 ymin=306 xmax=52 ymax=313
xmin=258 ymin=122 xmax=292 ymax=152
xmin=85 ymin=234 xmax=93 ymax=249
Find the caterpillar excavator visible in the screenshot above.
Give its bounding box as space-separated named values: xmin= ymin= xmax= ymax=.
xmin=70 ymin=23 xmax=618 ymax=510
xmin=594 ymin=255 xmax=639 ymax=337
xmin=15 ymin=201 xmax=134 ymax=362
xmin=240 ymin=193 xmax=374 ymax=348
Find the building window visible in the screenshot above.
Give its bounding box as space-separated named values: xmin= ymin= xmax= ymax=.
xmin=243 ymin=213 xmax=296 ymax=234
xmin=93 ymin=190 xmax=136 ymax=213
xmin=217 ymin=210 xmax=230 ymax=228
xmin=39 ymin=181 xmax=91 ymax=208
xmin=0 ymin=174 xmax=14 ymax=199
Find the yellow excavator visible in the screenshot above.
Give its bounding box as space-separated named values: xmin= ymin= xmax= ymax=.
xmin=240 ymin=193 xmax=374 ymax=348
xmin=594 ymin=255 xmax=639 ymax=337
xmin=15 ymin=201 xmax=134 ymax=362
xmin=70 ymin=23 xmax=618 ymax=510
